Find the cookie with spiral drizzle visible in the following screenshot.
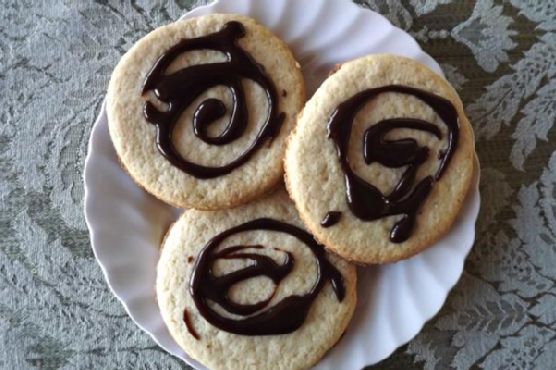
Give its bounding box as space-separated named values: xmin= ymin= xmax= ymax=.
xmin=156 ymin=190 xmax=356 ymax=370
xmin=285 ymin=54 xmax=476 ymax=264
xmin=106 ymin=15 xmax=304 ymax=210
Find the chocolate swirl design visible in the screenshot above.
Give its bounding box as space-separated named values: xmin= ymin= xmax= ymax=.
xmin=142 ymin=21 xmax=285 ymax=179
xmin=325 ymin=85 xmax=459 ymax=243
xmin=189 ymin=218 xmax=345 ymax=336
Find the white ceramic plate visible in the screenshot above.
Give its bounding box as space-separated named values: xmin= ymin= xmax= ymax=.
xmin=84 ymin=0 xmax=481 ymax=369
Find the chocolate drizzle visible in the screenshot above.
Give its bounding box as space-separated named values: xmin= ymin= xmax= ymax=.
xmin=326 ymin=85 xmax=459 ymax=243
xmin=183 ymin=309 xmax=200 ymax=340
xmin=321 ymin=211 xmax=341 ymax=227
xmin=142 ymin=21 xmax=285 ymax=179
xmin=189 ymin=218 xmax=345 ymax=336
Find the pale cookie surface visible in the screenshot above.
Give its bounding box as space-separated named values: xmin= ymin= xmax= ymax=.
xmin=156 ymin=189 xmax=356 ymax=370
xmin=285 ymin=54 xmax=475 ymax=264
xmin=107 ymin=14 xmax=304 ymax=210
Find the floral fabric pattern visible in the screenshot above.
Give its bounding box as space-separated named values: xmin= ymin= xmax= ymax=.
xmin=1 ymin=1 xmax=556 ymax=369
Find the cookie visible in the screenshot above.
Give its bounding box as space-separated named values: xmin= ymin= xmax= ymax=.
xmin=156 ymin=189 xmax=356 ymax=370
xmin=107 ymin=14 xmax=304 ymax=210
xmin=285 ymin=54 xmax=475 ymax=264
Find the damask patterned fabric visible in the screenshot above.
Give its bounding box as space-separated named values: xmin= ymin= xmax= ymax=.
xmin=1 ymin=0 xmax=555 ymax=369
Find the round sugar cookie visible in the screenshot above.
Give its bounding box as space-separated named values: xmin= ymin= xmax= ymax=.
xmin=156 ymin=189 xmax=356 ymax=370
xmin=107 ymin=14 xmax=304 ymax=210
xmin=285 ymin=54 xmax=475 ymax=264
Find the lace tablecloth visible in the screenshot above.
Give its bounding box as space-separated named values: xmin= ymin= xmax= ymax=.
xmin=2 ymin=1 xmax=555 ymax=369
